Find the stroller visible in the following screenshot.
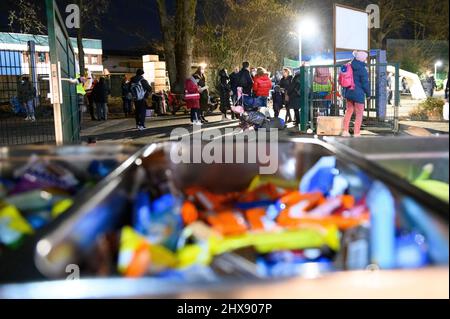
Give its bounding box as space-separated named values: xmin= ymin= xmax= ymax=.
xmin=231 ymin=87 xmax=285 ymax=131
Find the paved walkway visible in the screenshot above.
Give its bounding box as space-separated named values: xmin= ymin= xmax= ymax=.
xmin=81 ymin=108 xmax=393 ymax=145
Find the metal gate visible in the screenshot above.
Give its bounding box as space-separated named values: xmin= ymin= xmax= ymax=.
xmin=299 ymin=62 xmax=400 ymax=134
xmin=0 ymin=42 xmax=55 ymax=145
xmin=46 ymin=0 xmax=80 ymax=144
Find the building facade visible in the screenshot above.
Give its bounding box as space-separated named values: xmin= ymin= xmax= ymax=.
xmin=0 ymin=32 xmax=103 ymax=104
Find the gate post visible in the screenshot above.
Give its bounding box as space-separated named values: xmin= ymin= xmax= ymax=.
xmin=27 ymin=41 xmax=39 ymax=110
xmin=299 ymin=66 xmax=308 ymax=132
xmin=394 ymin=62 xmax=400 ymax=133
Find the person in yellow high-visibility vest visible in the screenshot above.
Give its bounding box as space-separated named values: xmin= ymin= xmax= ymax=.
xmin=69 ymin=70 xmax=88 ymax=130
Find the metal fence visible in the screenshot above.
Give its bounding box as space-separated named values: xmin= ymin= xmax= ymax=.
xmin=300 ymin=61 xmax=400 ymax=134
xmin=0 ymin=47 xmax=55 ymax=145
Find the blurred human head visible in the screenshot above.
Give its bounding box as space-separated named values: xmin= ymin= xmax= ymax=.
xmin=136 ymin=69 xmax=145 ymax=76
xmin=192 ymin=74 xmax=201 ymax=83
xmin=256 ymin=67 xmax=267 ymax=76
xmin=219 ymin=68 xmax=228 ymax=77
xmin=353 ymin=50 xmax=368 ymax=62
xmin=283 ymin=68 xmax=291 ymax=77
xmin=242 ymin=61 xmax=250 ymax=70
xmin=234 ymin=67 xmax=239 ymax=73
xmin=197 ymin=64 xmax=206 ymax=75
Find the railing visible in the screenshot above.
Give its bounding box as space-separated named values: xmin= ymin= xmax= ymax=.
xmin=299 ymin=62 xmax=400 ymax=134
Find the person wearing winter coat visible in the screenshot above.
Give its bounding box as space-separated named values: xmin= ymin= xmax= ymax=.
xmin=86 ymin=78 xmax=97 ymax=120
xmin=342 ymin=51 xmax=371 ymax=137
xmin=92 ymin=77 xmax=110 ymax=121
xmin=121 ymin=75 xmax=132 ymax=117
xmin=229 ymin=67 xmax=240 ymax=104
xmin=17 ymin=76 xmax=36 ymax=121
xmin=287 ymin=71 xmax=302 ymax=126
xmin=272 ymin=85 xmax=283 ymax=118
xmin=194 ymin=65 xmax=209 ymax=123
xmin=185 ymin=75 xmax=202 ymax=125
xmin=252 ymin=67 xmax=272 ymax=107
xmin=218 ymin=68 xmax=234 ymax=120
xmin=423 ymin=70 xmax=437 ymax=97
xmin=129 ymin=68 xmax=152 ymax=130
xmin=279 ymin=68 xmax=293 ymax=123
xmin=237 ymin=61 xmax=254 ymax=96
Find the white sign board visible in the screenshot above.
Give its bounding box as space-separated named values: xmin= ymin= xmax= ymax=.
xmin=335 ymin=6 xmax=369 ymax=51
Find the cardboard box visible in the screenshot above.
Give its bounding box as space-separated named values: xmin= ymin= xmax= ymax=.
xmin=142 ymin=55 xmax=159 ymax=63
xmin=154 ymin=69 xmax=166 ymax=78
xmin=316 ymin=116 xmax=343 ymax=136
xmin=153 ymin=85 xmax=167 ymax=92
xmin=154 ymin=61 xmax=166 ymax=70
xmin=153 ymin=78 xmax=166 ymax=86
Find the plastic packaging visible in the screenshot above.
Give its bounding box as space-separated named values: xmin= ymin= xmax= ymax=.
xmin=367 ymin=181 xmax=396 ymax=269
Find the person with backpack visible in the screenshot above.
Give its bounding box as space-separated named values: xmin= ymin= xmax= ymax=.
xmin=279 ymin=68 xmax=293 ymax=123
xmin=121 ymin=75 xmax=132 ymax=117
xmin=17 ymin=76 xmax=36 ymax=122
xmin=287 ymin=70 xmax=302 ymax=127
xmin=129 ymin=68 xmax=152 ymax=131
xmin=252 ymin=67 xmax=272 ymax=107
xmin=185 ymin=74 xmax=202 ymax=126
xmin=92 ymin=77 xmax=110 ymax=121
xmin=341 ymin=51 xmax=371 ymax=137
xmin=237 ymin=61 xmax=254 ymax=96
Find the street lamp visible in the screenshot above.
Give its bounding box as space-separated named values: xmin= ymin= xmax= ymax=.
xmin=434 ymin=60 xmax=443 ymax=79
xmin=297 ymin=17 xmax=317 ymax=64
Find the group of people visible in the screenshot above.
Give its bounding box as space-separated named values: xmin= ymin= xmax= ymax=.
xmin=214 ymin=62 xmax=302 ymax=126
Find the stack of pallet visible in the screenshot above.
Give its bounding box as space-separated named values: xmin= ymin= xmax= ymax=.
xmin=142 ymin=54 xmax=168 ymax=92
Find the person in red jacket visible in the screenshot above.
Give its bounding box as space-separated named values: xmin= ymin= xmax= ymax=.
xmin=252 ymin=67 xmax=272 ymax=107
xmin=185 ymin=74 xmax=202 ymax=125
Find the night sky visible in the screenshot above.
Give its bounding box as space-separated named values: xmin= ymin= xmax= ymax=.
xmin=0 ymin=0 xmax=444 ymax=53
xmin=0 ymin=0 xmax=174 ymax=51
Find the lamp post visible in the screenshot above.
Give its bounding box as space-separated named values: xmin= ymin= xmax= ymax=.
xmin=434 ymin=60 xmax=443 ymax=79
xmin=297 ymin=17 xmax=317 ymax=64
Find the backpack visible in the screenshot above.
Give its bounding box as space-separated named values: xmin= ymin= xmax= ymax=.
xmin=314 ymin=67 xmax=331 ymax=85
xmin=130 ymin=79 xmax=146 ymax=101
xmin=338 ymin=63 xmax=355 ymax=90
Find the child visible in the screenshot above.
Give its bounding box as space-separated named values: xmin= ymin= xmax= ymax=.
xmin=272 ymin=85 xmax=283 ymax=118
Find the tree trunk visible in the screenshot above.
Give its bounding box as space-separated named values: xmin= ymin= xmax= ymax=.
xmin=174 ymin=0 xmax=197 ymax=93
xmin=77 ymin=0 xmax=85 ymax=75
xmin=156 ymin=0 xmax=197 ymax=94
xmin=156 ymin=0 xmax=177 ymax=91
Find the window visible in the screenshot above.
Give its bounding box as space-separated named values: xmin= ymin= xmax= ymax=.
xmin=23 ymin=52 xmax=29 ymax=63
xmin=37 ymin=52 xmax=46 ymax=63
xmin=91 ymin=55 xmax=98 ymax=64
xmin=84 ymin=55 xmax=89 ymax=65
